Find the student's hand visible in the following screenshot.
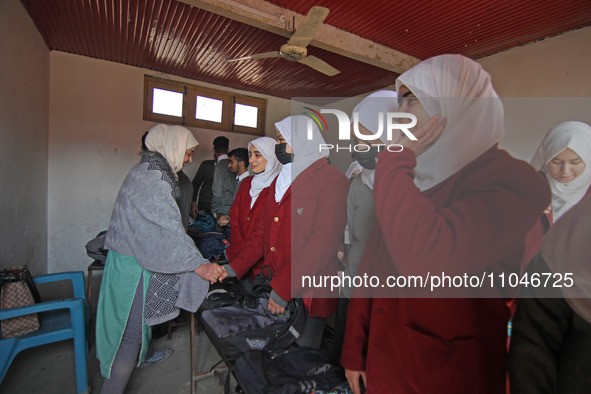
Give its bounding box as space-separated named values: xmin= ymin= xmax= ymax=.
xmin=194 ymin=263 xmax=224 ymax=284
xmin=397 ymin=114 xmax=447 ymax=157
xmin=191 ymin=202 xmax=198 ymax=218
xmin=218 ymin=266 xmax=228 ymax=281
xmin=217 ymin=215 xmax=230 ymax=227
xmin=268 ymin=297 xmax=286 ymax=315
xmin=345 ymin=369 xmax=367 ymax=394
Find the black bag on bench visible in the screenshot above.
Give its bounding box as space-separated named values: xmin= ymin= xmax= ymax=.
xmin=199 ymin=277 xmax=251 ymax=312
xmin=233 ymin=347 xmax=345 ymax=394
xmin=200 ymin=265 xmax=306 ymax=361
xmin=200 ymin=294 xmax=306 ymax=361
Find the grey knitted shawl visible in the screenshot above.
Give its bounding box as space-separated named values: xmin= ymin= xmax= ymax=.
xmin=105 ymin=151 xmax=209 ymax=325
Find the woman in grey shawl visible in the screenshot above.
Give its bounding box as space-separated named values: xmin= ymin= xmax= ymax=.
xmin=96 ymin=124 xmax=223 ymax=394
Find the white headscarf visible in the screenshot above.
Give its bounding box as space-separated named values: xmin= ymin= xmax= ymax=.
xmin=351 ymin=90 xmax=399 ymax=190
xmin=145 ymin=124 xmax=198 ymax=173
xmin=248 ymin=136 xmax=282 ymax=208
xmin=395 ymin=54 xmax=504 ymax=191
xmin=542 ymin=194 xmax=591 ymax=324
xmin=530 ymin=121 xmax=591 ymax=220
xmin=274 ymin=115 xmax=329 ymax=202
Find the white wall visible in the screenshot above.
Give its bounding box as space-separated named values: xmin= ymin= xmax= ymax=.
xmin=0 ymin=0 xmax=50 ymax=274
xmin=48 ymin=52 xmax=292 ymax=272
xmin=478 ymin=26 xmax=591 ymax=161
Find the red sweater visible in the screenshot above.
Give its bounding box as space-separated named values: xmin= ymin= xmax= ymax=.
xmin=341 ymin=146 xmax=550 ymax=393
xmin=229 ymin=158 xmax=349 ymax=317
xmin=226 ymin=177 xmax=269 ymax=281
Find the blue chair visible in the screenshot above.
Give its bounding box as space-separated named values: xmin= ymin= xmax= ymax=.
xmin=0 ymin=271 xmax=89 ymax=393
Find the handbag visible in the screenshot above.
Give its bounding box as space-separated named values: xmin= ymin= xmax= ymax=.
xmin=0 ymin=266 xmax=41 ymax=338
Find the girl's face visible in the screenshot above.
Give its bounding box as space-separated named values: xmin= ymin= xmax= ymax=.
xmin=397 ymin=85 xmax=431 ymax=131
xmin=547 ymin=148 xmax=586 ymax=184
xmin=249 ymin=144 xmax=268 ymax=174
xmin=276 ymin=131 xmax=293 ymax=153
xmin=184 ymin=148 xmax=194 ymax=165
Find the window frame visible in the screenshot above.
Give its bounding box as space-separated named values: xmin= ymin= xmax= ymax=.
xmin=143 ymin=75 xmax=266 ymax=136
xmin=232 ymin=95 xmax=266 ymax=135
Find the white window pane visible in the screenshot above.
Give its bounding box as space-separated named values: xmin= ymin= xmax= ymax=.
xmin=234 ymin=103 xmax=258 ymax=128
xmin=153 ymin=88 xmax=183 ymax=117
xmin=196 ymin=96 xmax=223 ymax=123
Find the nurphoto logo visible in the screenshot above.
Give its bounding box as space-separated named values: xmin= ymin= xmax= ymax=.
xmin=304 ymin=108 xmax=419 ymax=153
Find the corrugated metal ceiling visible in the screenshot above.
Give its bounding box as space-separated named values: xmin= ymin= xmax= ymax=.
xmin=269 ymin=0 xmax=591 ymax=59
xmin=20 ymin=0 xmax=591 ymax=100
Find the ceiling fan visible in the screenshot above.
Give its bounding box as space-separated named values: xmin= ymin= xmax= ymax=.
xmin=226 ymin=6 xmax=340 ymax=76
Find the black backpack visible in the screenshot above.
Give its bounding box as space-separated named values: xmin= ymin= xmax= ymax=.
xmin=191 ymin=231 xmax=229 ymax=260
xmin=234 ymin=347 xmax=345 ymax=394
xmin=199 ymin=277 xmax=250 ymax=312
xmin=199 ymin=267 xmax=307 ymax=361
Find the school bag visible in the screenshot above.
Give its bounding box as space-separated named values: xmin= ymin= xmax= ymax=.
xmin=199 ymin=266 xmax=306 ymax=361
xmin=233 ymin=347 xmax=345 ymax=394
xmin=199 ymin=277 xmax=250 ymax=312
xmin=200 ymin=293 xmax=306 ymax=361
xmin=190 ymin=231 xmax=229 ymax=261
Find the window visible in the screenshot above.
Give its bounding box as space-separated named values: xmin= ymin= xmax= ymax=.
xmin=144 ymin=75 xmax=266 ymax=136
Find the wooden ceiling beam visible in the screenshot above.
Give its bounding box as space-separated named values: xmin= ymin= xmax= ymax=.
xmin=177 ymin=0 xmax=421 ymax=73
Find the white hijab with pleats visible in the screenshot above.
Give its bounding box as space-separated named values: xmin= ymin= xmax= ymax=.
xmin=351 ymin=89 xmax=399 ymax=190
xmin=274 ymin=115 xmax=329 ymax=202
xmin=248 ymin=136 xmax=282 ymax=208
xmin=530 ymin=121 xmax=591 ymax=221
xmin=395 ymin=54 xmax=504 ymax=191
xmin=145 ymin=124 xmax=198 ymax=173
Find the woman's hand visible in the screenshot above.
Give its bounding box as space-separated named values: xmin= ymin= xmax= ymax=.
xmin=194 ymin=263 xmax=224 ymax=284
xmin=398 ymin=114 xmax=447 ymax=157
xmin=217 ymin=215 xmax=230 ymax=227
xmin=345 ymin=369 xmax=367 ymax=394
xmin=268 ymin=297 xmax=286 ymax=315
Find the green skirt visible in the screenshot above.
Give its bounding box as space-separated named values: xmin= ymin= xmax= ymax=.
xmin=95 ymin=250 xmax=153 ymax=378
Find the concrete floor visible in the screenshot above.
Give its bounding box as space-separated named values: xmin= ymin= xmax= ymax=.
xmin=0 ymin=314 xmax=237 ymax=393
xmin=0 ymin=272 xmax=237 ymax=394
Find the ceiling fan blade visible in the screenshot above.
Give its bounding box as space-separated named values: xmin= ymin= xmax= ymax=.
xmin=287 ymin=6 xmax=329 ymax=48
xmin=298 ymin=55 xmax=340 ymax=76
xmin=226 ymin=51 xmax=281 ymax=62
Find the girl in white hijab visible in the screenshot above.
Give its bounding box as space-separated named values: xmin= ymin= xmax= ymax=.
xmin=521 ymin=121 xmax=591 ymax=268
xmin=395 ymin=54 xmax=504 ymax=191
xmin=332 ymin=90 xmax=399 ymax=364
xmin=248 ymin=136 xmax=282 ymax=207
xmin=342 ymin=55 xmax=550 ymax=394
xmin=225 ymin=136 xmax=282 ymax=280
xmin=530 ymin=121 xmax=591 ymax=221
xmin=224 ymin=114 xmax=349 ymax=349
xmin=351 ymin=89 xmax=399 ymax=190
xmin=273 ymin=115 xmax=329 ymax=202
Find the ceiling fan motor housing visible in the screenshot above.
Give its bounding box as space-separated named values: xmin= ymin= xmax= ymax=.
xmin=279 ymin=44 xmax=307 ymax=61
